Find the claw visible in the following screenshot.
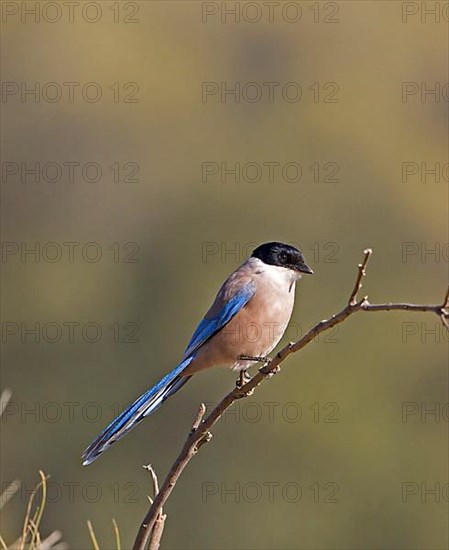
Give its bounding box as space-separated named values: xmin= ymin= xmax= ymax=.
xmin=236 ymin=369 xmax=251 ymax=388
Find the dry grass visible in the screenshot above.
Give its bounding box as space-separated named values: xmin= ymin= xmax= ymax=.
xmin=1 ymin=388 xmax=122 ymax=550
xmin=1 ymin=389 xmax=67 ymax=549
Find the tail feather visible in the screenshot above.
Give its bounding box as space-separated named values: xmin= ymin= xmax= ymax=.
xmin=82 ymin=358 xmax=193 ymax=465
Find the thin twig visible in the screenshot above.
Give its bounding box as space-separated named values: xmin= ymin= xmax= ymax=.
xmin=143 ymin=465 xmax=159 ymax=496
xmin=443 ymin=285 xmax=449 ymax=308
xmin=348 ymin=248 xmax=372 ymax=305
xmin=142 ymin=464 xmax=168 ymax=550
xmin=132 ymin=249 xmax=448 ymax=550
xmin=191 ymin=402 xmax=206 ymax=431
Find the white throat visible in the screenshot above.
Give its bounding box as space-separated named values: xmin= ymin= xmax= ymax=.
xmin=247 ymin=257 xmax=301 ymax=287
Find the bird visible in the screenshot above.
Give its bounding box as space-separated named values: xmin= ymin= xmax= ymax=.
xmin=82 ymin=241 xmax=313 ymax=465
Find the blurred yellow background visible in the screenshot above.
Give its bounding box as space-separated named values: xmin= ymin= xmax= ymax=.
xmin=1 ymin=1 xmax=447 ymax=549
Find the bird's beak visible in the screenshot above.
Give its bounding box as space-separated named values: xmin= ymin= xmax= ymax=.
xmin=297 ymin=261 xmax=314 ymax=275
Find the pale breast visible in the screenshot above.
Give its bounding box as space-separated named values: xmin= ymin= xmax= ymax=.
xmin=184 ymin=260 xmax=297 ymax=374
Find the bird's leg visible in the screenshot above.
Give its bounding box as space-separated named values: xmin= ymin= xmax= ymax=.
xmin=236 ymin=369 xmax=252 ymax=388
xmin=235 ymin=355 xmax=271 ymax=393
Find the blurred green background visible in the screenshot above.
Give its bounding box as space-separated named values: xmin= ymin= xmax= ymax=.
xmin=1 ymin=1 xmax=448 ymax=549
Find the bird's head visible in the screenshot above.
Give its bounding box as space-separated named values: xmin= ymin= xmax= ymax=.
xmin=251 ymin=242 xmax=314 ymax=275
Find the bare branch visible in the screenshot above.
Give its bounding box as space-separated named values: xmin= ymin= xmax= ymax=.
xmin=348 ymin=248 xmax=372 ymax=305
xmin=191 ymin=402 xmax=206 ymax=432
xmin=147 ymin=513 xmax=166 ymax=550
xmin=132 ymin=249 xmax=447 ymax=550
xmin=141 ymin=465 xmax=166 ymax=550
xmin=441 ymin=315 xmax=449 ymax=330
xmin=440 ymin=286 xmax=449 ymax=328
xmin=443 ymin=285 xmax=449 ymax=308
xmin=143 ymin=465 xmax=159 ymax=497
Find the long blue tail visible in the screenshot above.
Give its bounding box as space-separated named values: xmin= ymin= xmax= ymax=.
xmin=82 ymin=358 xmax=193 ymax=465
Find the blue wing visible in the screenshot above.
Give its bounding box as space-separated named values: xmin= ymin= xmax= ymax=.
xmin=183 ymin=280 xmax=256 ymax=359
xmin=82 ymin=279 xmax=256 ymax=466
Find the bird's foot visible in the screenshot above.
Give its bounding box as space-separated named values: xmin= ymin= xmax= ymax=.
xmin=236 ymin=369 xmax=252 ymax=389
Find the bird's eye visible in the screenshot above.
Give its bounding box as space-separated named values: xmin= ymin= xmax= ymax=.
xmin=279 ymin=252 xmax=288 ymax=264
